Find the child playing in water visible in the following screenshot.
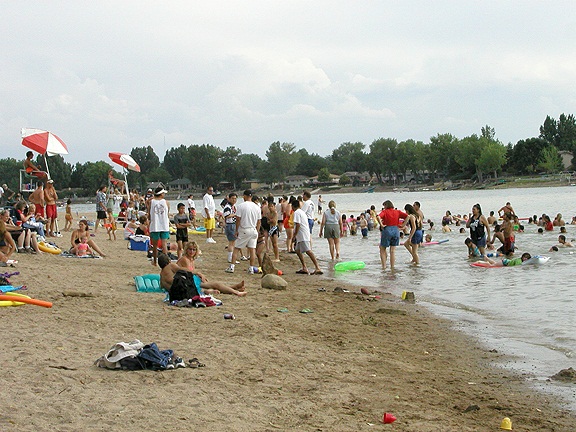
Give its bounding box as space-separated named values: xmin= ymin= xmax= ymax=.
xmin=359 ymin=214 xmax=368 ymax=238
xmin=64 ymin=199 xmax=73 ymax=231
xmin=341 ymin=214 xmax=349 ymax=237
xmin=175 ymin=242 xmax=246 ymax=296
xmin=485 ymin=252 xmax=531 ymax=267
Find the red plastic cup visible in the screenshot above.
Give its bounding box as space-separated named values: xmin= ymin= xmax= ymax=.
xmin=382 ymin=413 xmax=397 ymax=424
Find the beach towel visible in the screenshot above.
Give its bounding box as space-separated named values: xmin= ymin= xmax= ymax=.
xmin=94 ymin=340 xmax=145 ymax=369
xmin=60 ymin=251 xmax=103 ymax=259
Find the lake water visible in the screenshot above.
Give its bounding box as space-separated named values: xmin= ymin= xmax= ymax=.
xmin=309 ymin=186 xmax=576 ymax=409
xmin=72 ymin=187 xmax=576 ymax=407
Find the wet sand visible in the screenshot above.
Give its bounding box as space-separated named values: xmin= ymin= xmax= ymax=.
xmin=0 ymin=215 xmax=575 ymax=431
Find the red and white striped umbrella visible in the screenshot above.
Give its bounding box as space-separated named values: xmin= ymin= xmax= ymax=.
xmin=21 ymin=128 xmax=69 ymax=156
xmin=108 ymin=152 xmax=141 ymax=172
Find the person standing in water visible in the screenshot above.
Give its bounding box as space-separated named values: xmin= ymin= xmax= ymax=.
xmin=402 ymin=203 xmax=423 ymax=265
xmin=377 ymin=200 xmax=408 ymax=270
xmin=466 ymin=203 xmax=491 ymax=257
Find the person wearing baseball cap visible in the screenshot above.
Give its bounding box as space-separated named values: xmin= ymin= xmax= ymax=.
xmin=149 ymin=187 xmax=170 ymax=266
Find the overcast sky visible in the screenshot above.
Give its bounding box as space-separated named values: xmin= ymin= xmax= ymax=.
xmin=2 ymin=1 xmax=576 ymax=164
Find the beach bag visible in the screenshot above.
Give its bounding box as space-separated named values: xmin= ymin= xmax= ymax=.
xmin=137 ymin=343 xmax=174 ymax=370
xmin=169 ymin=270 xmax=201 ymax=302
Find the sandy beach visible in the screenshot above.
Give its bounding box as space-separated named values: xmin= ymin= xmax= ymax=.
xmin=0 ymin=213 xmax=575 ymax=432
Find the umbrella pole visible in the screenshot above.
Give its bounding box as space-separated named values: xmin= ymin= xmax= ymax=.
xmin=123 ymin=169 xmax=130 ymax=202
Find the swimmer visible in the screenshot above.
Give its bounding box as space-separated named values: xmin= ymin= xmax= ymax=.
xmin=485 ymin=252 xmax=531 ymax=267
xmin=557 ymin=235 xmax=573 ymax=248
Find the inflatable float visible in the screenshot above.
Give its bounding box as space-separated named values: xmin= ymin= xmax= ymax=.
xmin=0 ymin=292 xmax=29 ymax=307
xmin=0 ymin=292 xmax=52 ymax=308
xmin=38 ymin=241 xmax=62 ymax=255
xmin=334 ymin=261 xmax=366 ymax=272
xmin=169 ymin=226 xmax=207 ymax=235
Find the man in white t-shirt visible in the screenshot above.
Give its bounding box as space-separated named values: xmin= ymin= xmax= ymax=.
xmin=301 ymin=190 xmax=315 ymax=235
xmin=226 ymin=189 xmax=261 ymax=274
xmin=203 ymin=186 xmax=216 ymax=243
xmin=149 ymin=187 xmax=170 ymax=266
xmin=292 ymin=199 xmax=322 ymax=275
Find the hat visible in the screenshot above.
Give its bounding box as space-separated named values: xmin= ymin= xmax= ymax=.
xmin=243 ymin=189 xmax=252 ymax=197
xmin=47 ymin=179 xmax=54 ymax=183
xmin=147 ymin=188 xmax=153 ymax=192
xmin=154 ymin=187 xmax=167 ymax=195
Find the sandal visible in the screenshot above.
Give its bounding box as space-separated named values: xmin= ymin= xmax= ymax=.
xmin=299 ymin=308 xmax=313 ymax=314
xmin=188 ymin=358 xmax=206 ymax=368
xmin=276 ymin=307 xmax=289 ymax=313
xmin=295 ymin=269 xmax=309 ymax=274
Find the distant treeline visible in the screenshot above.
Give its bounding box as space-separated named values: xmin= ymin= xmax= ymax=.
xmin=2 ymin=114 xmax=574 ymax=196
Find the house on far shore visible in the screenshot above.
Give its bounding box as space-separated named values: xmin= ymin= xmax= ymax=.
xmin=243 ymin=179 xmax=270 ymax=191
xmin=167 ymin=178 xmax=192 ymax=191
xmin=146 ymin=181 xmax=166 ymax=191
xmin=343 ymin=171 xmax=372 ymax=186
xmin=308 ymin=174 xmax=339 ymax=186
xmin=283 ymin=175 xmax=309 ymax=189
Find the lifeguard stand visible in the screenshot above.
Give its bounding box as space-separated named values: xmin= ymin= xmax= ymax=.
xmin=19 ymin=170 xmax=38 ymax=193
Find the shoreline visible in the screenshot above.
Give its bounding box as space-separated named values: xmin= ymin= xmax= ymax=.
xmin=0 ymin=215 xmax=575 ymax=431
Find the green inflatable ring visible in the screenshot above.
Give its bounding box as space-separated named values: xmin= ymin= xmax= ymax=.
xmin=334 ymin=261 xmax=366 ymax=272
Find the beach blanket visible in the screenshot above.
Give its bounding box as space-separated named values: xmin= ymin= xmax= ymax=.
xmin=60 ymin=251 xmax=103 ymax=259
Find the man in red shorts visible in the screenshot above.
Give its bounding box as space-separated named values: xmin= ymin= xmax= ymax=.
xmin=29 ymin=184 xmax=45 ymax=218
xmin=44 ymin=180 xmax=59 ymax=237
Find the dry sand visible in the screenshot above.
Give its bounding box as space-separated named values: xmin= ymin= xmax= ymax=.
xmin=1 ymin=214 xmax=575 ymax=431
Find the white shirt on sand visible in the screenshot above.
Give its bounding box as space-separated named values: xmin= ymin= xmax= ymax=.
xmin=293 ymin=208 xmax=310 ymax=242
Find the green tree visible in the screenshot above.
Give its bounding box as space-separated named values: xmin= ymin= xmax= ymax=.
xmin=219 ymin=147 xmax=253 ymax=189
xmin=261 ymin=142 xmax=300 ymax=183
xmin=537 ymin=146 xmax=563 ymax=173
xmin=294 ymin=149 xmax=328 ymax=177
xmin=476 ymin=142 xmax=507 ymax=179
xmin=163 ymin=145 xmax=189 ymax=179
xmin=539 ymin=113 xmax=576 ymax=152
xmin=330 ymin=142 xmax=366 ymax=173
xmin=0 ymin=158 xmax=23 ymax=191
xmin=367 ymin=138 xmax=398 ymax=183
xmin=82 ymin=161 xmax=113 ymax=193
xmin=184 ymin=144 xmax=222 ymax=188
xmin=317 ymin=167 xmax=330 ymax=182
xmin=339 ymin=174 xmax=351 ymax=185
xmin=427 ymin=133 xmax=460 ymax=179
xmin=129 ymin=146 xmax=161 ymax=190
xmin=508 ymin=137 xmax=548 ymax=174
xmin=147 ymin=166 xmax=171 ymax=184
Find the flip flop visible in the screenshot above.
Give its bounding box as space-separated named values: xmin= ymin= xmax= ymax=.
xmin=299 ymin=308 xmax=313 ymax=314
xmin=295 ymin=269 xmax=309 ymax=274
xmin=188 ymin=358 xmax=206 ymax=368
xmin=276 ymin=307 xmax=289 ymax=313
xmin=312 ymin=270 xmax=324 ymax=275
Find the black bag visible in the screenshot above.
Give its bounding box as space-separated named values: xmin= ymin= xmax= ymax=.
xmin=169 ymin=270 xmax=201 ymax=302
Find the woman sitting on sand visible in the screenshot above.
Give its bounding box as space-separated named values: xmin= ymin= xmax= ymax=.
xmin=0 ymin=219 xmax=17 ymax=263
xmin=70 ymin=219 xmax=106 ymax=257
xmin=169 ymin=242 xmax=246 ymax=296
